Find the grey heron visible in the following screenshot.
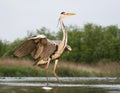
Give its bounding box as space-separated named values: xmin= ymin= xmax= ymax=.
xmin=14 ymin=12 xmax=76 ymax=85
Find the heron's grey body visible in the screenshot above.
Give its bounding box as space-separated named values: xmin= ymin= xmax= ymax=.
xmin=14 ymin=12 xmax=75 ymax=85
xmin=14 ymin=36 xmax=71 ymax=64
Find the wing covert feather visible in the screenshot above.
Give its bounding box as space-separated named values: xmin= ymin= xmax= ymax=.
xmin=31 ymin=43 xmax=44 ymax=59
xmin=40 ymin=40 xmax=57 ymax=59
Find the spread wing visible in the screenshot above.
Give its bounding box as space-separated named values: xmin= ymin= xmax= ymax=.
xmin=14 ymin=35 xmax=57 ymax=59
xmin=14 ymin=39 xmax=36 ymax=57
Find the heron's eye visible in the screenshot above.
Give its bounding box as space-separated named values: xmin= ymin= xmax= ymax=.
xmin=61 ymin=12 xmax=65 ymax=14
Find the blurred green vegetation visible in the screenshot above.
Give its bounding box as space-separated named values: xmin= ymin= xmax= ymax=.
xmin=0 ymin=66 xmax=52 ymax=77
xmin=1 ymin=24 xmax=120 ymax=64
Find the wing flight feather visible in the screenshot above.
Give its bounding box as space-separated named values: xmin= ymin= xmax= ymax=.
xmin=14 ymin=40 xmax=36 ymax=57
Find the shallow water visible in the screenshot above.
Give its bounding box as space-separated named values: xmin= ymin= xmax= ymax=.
xmin=0 ymin=77 xmax=120 ymax=93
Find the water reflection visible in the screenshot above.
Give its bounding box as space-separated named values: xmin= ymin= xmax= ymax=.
xmin=0 ymin=85 xmax=108 ymax=93
xmin=0 ymin=77 xmax=120 ymax=93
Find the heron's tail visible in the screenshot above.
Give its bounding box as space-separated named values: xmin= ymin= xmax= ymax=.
xmin=33 ymin=60 xmax=48 ymax=68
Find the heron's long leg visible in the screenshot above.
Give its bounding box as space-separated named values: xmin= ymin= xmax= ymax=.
xmin=53 ymin=59 xmax=61 ymax=83
xmin=45 ymin=58 xmax=51 ymax=86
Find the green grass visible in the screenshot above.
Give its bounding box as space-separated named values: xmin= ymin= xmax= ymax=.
xmin=57 ymin=67 xmax=97 ymax=77
xmin=0 ymin=58 xmax=120 ymax=77
xmin=0 ymin=66 xmax=97 ymax=77
xmin=0 ymin=65 xmax=120 ymax=77
xmin=0 ymin=66 xmax=47 ymax=77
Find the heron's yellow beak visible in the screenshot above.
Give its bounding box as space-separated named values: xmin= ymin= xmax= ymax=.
xmin=64 ymin=13 xmax=76 ymax=16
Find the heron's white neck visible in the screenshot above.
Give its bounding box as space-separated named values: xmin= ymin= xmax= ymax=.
xmin=51 ymin=18 xmax=68 ymax=59
xmin=60 ymin=19 xmax=67 ymax=46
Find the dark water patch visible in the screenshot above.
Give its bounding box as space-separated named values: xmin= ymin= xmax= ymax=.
xmin=0 ymin=85 xmax=109 ymax=93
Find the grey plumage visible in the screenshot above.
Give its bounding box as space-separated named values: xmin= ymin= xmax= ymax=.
xmin=14 ymin=12 xmax=75 ymax=85
xmin=14 ymin=36 xmax=71 ymax=61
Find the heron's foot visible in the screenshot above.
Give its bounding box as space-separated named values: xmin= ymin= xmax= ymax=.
xmin=57 ymin=78 xmax=62 ymax=84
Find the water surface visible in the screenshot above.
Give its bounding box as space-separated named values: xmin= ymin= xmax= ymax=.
xmin=0 ymin=77 xmax=120 ymax=93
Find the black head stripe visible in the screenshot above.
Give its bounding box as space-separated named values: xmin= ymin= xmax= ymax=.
xmin=61 ymin=12 xmax=65 ymax=14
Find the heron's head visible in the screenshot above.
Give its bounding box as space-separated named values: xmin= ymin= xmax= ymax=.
xmin=59 ymin=12 xmax=76 ymax=20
